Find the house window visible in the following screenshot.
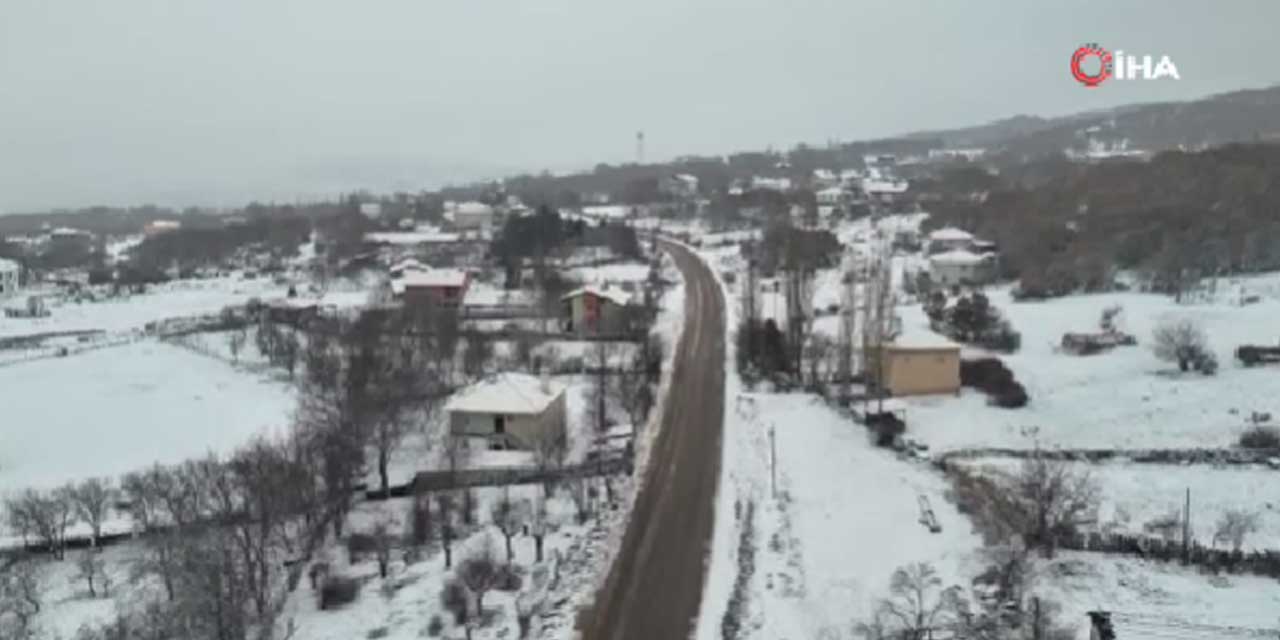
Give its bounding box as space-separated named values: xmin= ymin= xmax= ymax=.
xmin=494 ymin=415 xmax=506 ymax=434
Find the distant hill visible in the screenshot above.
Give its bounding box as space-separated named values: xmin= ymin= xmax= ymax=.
xmin=907 ymin=85 xmax=1280 ymax=157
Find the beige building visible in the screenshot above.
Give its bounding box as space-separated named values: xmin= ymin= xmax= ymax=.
xmin=877 ymin=332 xmax=961 ymax=397
xmin=445 ymin=373 xmax=567 ymax=450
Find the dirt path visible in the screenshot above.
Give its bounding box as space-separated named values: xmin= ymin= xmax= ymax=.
xmin=584 ymin=241 xmax=727 ymax=639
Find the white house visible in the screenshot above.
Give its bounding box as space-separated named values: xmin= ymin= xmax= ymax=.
xmin=0 ymin=258 xmax=20 ymax=298
xmin=816 ymin=186 xmax=847 ymax=206
xmin=861 ymin=177 xmax=909 ymax=203
xmin=359 ymin=202 xmax=383 ymax=219
xmin=445 ymin=373 xmax=567 ymax=450
xmin=929 ymin=249 xmax=997 ymax=287
xmin=926 ymin=227 xmax=976 ymax=254
xmin=451 ymin=202 xmax=495 ymax=229
xmin=751 ymin=176 xmax=792 ymax=192
xmin=660 ymin=173 xmax=699 ymax=198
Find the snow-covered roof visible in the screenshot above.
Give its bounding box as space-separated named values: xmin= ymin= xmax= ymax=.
xmin=398 ymin=268 xmax=468 ymax=289
xmin=456 ymin=201 xmax=493 ymax=215
xmin=929 ymin=249 xmax=990 ymax=266
xmin=927 ymin=227 xmax=974 ymax=242
xmin=817 ymin=186 xmax=845 ymax=197
xmin=890 ymin=327 xmax=959 ymax=350
xmin=0 ymin=257 xmax=19 ymax=273
xmin=445 ymin=373 xmax=566 ymax=415
xmin=364 ymin=231 xmax=461 ymax=245
xmin=389 ymin=259 xmax=427 ymax=274
xmin=561 ymin=285 xmax=632 ymax=307
xmin=581 ymin=205 xmax=632 ymax=220
xmin=51 ymin=227 xmax=90 ymax=237
xmin=674 ymin=173 xmax=698 ymax=184
xmin=463 ymin=286 xmax=534 ymax=307
xmin=861 ymin=178 xmax=909 ymax=194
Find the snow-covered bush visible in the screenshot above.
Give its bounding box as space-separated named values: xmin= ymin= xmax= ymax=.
xmin=1238 ymin=426 xmax=1280 ymax=449
xmin=318 ymin=574 xmax=361 ymax=610
xmin=1152 ymin=316 xmax=1216 ymax=374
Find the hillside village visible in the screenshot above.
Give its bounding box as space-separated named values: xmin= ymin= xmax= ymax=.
xmin=3 ymin=96 xmax=1280 ymax=639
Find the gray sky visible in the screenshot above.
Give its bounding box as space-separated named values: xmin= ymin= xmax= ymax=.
xmin=2 ymin=0 xmax=1277 ymax=212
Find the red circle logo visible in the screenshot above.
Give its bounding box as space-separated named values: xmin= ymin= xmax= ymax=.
xmin=1071 ymin=44 xmax=1112 ymax=88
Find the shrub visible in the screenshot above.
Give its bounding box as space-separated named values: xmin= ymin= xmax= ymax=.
xmin=494 ymin=564 xmax=524 ymax=592
xmin=346 ymin=532 xmax=379 ymax=563
xmin=989 ymin=381 xmax=1029 ymax=408
xmin=366 ymin=627 xmax=389 ymax=639
xmin=318 ymin=575 xmax=361 ymax=610
xmin=426 ymin=615 xmax=444 ymax=637
xmin=1239 ymin=426 xmax=1280 ymax=449
xmin=440 ymin=579 xmax=469 ymax=625
xmin=961 ymin=357 xmax=1029 ymax=409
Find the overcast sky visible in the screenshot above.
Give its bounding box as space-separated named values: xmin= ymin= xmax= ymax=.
xmin=2 ymin=0 xmax=1278 ymax=213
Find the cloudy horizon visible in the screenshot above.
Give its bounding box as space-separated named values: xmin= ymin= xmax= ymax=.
xmin=3 ymin=0 xmax=1278 ymax=213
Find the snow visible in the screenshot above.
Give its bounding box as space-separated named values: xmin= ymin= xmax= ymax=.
xmin=929 ymin=249 xmax=989 ymax=266
xmin=444 ymin=372 xmax=566 ymax=415
xmin=364 ymin=230 xmax=462 ymax=245
xmin=0 ymin=340 xmax=293 ymax=492
xmin=898 ymin=283 xmax=1280 ymax=452
xmin=0 ymin=275 xmax=289 ymax=339
xmin=565 ymin=261 xmax=650 ymax=287
xmin=560 ymin=284 xmax=633 ymax=307
xmin=958 ymin=457 xmax=1280 ymax=551
xmin=927 ymin=226 xmax=974 ymax=242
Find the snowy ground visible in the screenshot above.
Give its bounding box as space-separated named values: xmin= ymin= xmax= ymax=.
xmin=957 ymin=457 xmax=1280 ymax=551
xmin=899 ymin=284 xmax=1280 ymax=452
xmin=0 ymin=339 xmax=294 ymax=493
xmin=697 ymin=246 xmax=984 ymax=640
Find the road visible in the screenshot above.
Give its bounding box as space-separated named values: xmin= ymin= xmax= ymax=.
xmin=585 ymin=240 xmax=727 ymax=640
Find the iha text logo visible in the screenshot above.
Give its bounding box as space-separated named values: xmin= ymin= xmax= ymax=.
xmin=1071 ymin=43 xmax=1180 ymax=88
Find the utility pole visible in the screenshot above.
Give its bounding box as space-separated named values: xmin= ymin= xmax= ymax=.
xmin=769 ymin=424 xmax=777 ymax=499
xmin=1182 ymin=487 xmax=1192 ymax=564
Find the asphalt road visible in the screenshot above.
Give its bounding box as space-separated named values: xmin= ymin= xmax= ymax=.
xmin=585 ymin=240 xmax=727 ymax=640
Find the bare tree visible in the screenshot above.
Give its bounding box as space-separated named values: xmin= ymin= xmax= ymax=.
xmin=459 ymin=540 xmax=500 ymax=618
xmin=1003 ymin=453 xmax=1100 ymax=557
xmin=463 ymin=331 xmax=494 ymax=380
xmin=859 ymin=237 xmax=897 ymax=414
xmin=436 ymin=492 xmax=456 ymax=569
xmin=863 ymin=563 xmax=963 ymax=640
xmin=372 ymin=517 xmax=395 ymax=579
xmin=69 ymin=477 xmax=115 ymax=548
xmin=490 ymin=491 xmax=528 ymax=563
xmin=613 ymin=346 xmax=655 ymax=431
xmin=1214 ymin=509 xmax=1261 ymax=551
xmin=1152 ymin=316 xmax=1214 ymax=373
xmin=528 ymin=496 xmax=553 ymax=563
xmin=77 ymin=548 xmax=109 ymax=598
xmin=530 ymin=426 xmax=568 ymax=494
xmin=587 ymin=342 xmax=615 ymax=433
xmin=228 ymin=327 xmax=247 ymax=363
xmin=0 ymin=559 xmax=41 ymax=640
xmin=6 ymin=488 xmax=74 ymax=560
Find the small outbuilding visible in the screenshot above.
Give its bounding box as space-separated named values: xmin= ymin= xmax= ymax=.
xmin=877 ymin=331 xmax=961 ymax=397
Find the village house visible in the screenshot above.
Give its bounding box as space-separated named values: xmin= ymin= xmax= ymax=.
xmin=929 ymin=249 xmax=998 ymax=287
xmin=926 ymin=227 xmax=976 ymax=254
xmin=450 ymin=201 xmax=495 ymax=230
xmin=392 ymin=268 xmax=469 ymax=307
xmin=48 ymin=227 xmax=94 ymax=252
xmin=861 ymin=177 xmax=910 ymax=204
xmin=0 ymin=258 xmax=21 ymax=298
xmin=562 ymin=285 xmax=634 ymax=335
xmin=816 ymin=186 xmax=848 ymax=206
xmin=446 ymin=373 xmax=567 ymax=450
xmin=144 ymin=220 xmax=182 ymax=236
xmin=877 ymin=332 xmax=961 ymax=397
xmin=660 ymin=173 xmax=699 ymax=198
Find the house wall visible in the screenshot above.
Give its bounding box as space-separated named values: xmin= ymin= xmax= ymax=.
xmin=454 ymin=211 xmax=493 ymax=229
xmin=0 ymin=267 xmax=18 ymax=298
xmin=566 ymin=293 xmax=622 ymax=335
xmin=404 ymin=282 xmax=468 ymax=307
xmin=448 ymin=393 xmax=567 ymax=450
xmin=929 ymin=260 xmax=996 ymax=287
xmin=880 ymin=347 xmax=960 ymax=396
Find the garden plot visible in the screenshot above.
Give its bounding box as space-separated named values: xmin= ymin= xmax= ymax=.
xmin=899 ymin=285 xmax=1280 ymax=452
xmin=0 ymin=339 xmax=294 ymax=493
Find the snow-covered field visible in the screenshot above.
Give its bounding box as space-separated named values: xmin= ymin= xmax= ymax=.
xmin=0 ymin=276 xmax=290 ymax=339
xmin=0 ymin=339 xmax=295 ymax=493
xmin=900 ymin=284 xmax=1280 ymax=452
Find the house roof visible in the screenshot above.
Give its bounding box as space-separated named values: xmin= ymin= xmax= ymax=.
xmin=390 ymin=259 xmax=427 ymax=274
xmin=861 ymin=178 xmax=910 ymax=194
xmin=398 ymin=268 xmax=468 ymax=289
xmin=456 ymin=201 xmax=493 ymax=215
xmin=928 ymin=227 xmax=974 ymax=242
xmin=0 ymin=258 xmax=19 ymax=273
xmin=817 ymin=186 xmax=845 ymax=197
xmin=561 ymin=285 xmax=632 ymax=307
xmin=365 ymin=231 xmax=461 ymax=245
xmin=889 ymin=326 xmax=960 ymax=351
xmin=445 ymin=372 xmax=566 ymax=415
xmin=929 ymin=249 xmax=990 ymax=266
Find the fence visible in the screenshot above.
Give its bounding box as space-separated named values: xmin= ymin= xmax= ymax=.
xmin=936 ymin=446 xmax=1280 ymax=469
xmin=401 ymin=454 xmax=633 ymax=497
xmin=1057 ymin=530 xmax=1280 ymax=580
